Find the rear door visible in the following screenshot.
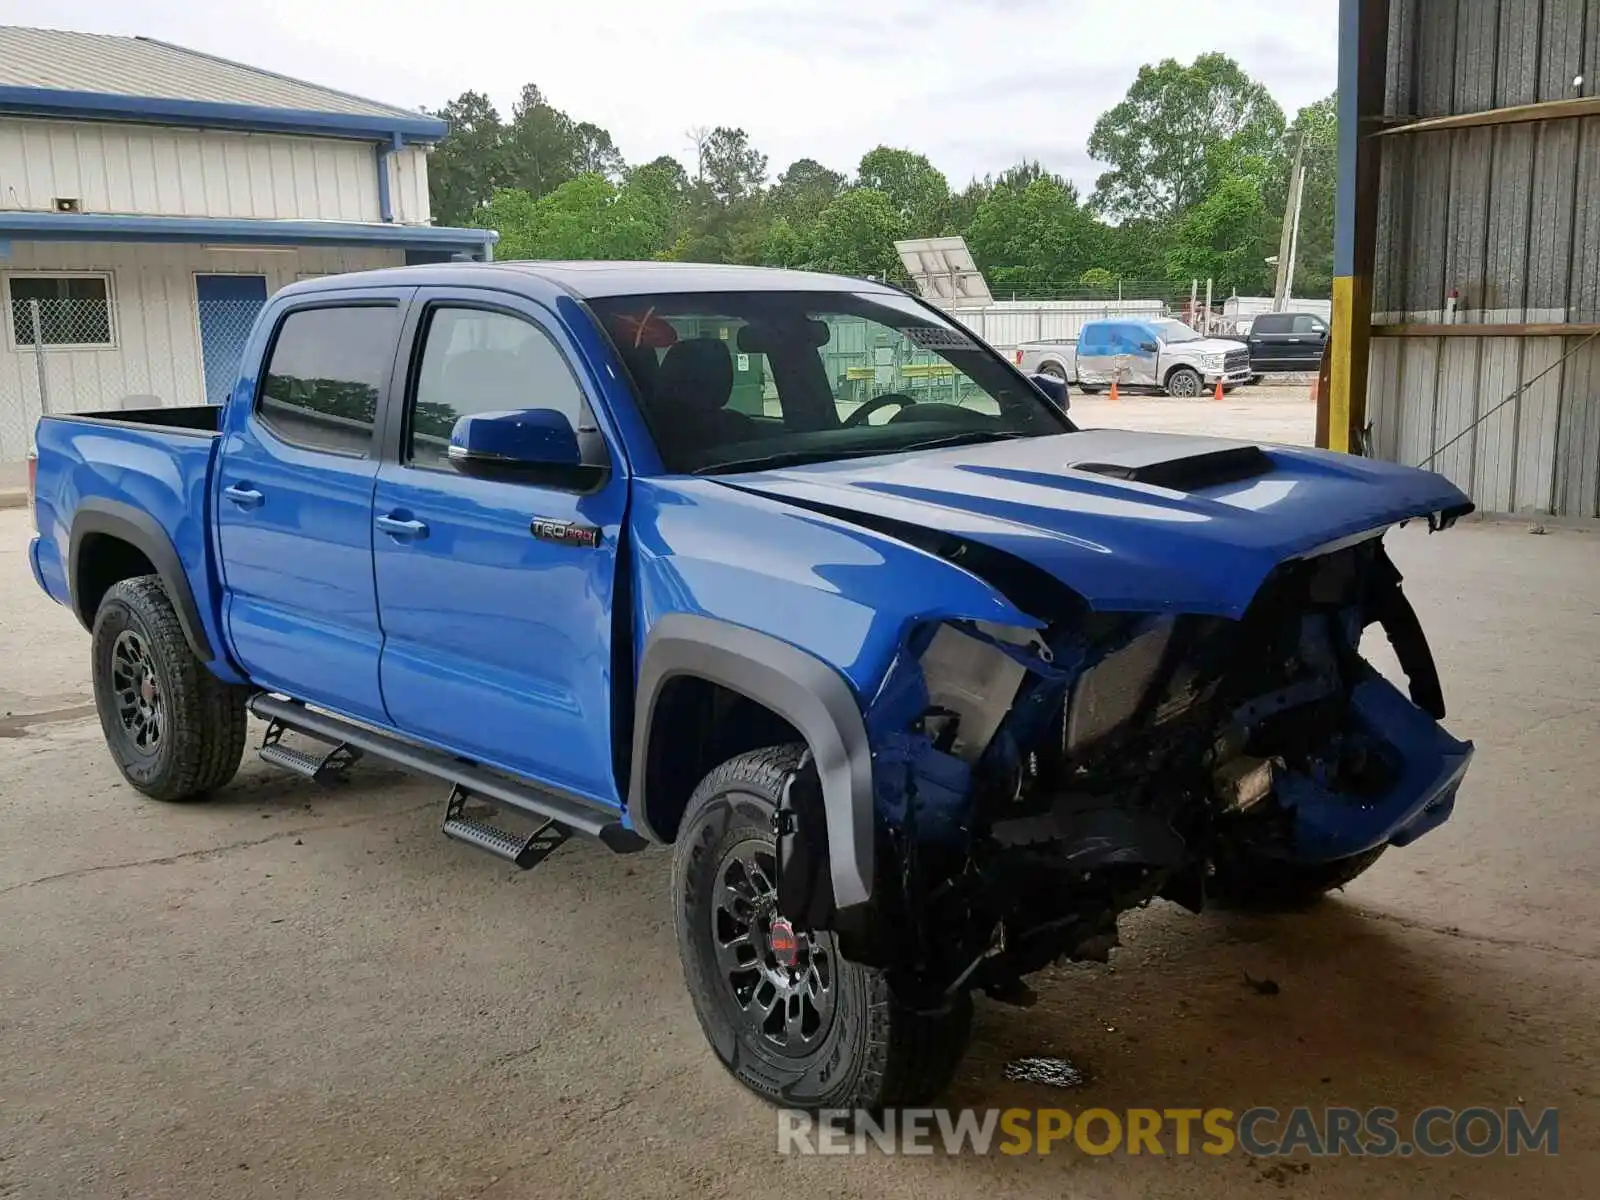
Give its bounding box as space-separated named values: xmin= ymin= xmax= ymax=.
xmin=1288 ymin=313 xmax=1329 ymax=370
xmin=214 ymin=288 xmax=412 ymax=725
xmin=370 ymin=288 xmax=628 ymax=805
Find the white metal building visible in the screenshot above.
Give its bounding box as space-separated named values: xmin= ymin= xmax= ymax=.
xmin=0 ymin=27 xmax=496 ymax=462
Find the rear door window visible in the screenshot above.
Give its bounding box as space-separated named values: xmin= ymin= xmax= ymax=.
xmin=257 ymin=305 xmax=401 ymax=456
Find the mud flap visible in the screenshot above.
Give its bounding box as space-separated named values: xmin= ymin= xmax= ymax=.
xmin=775 ymin=753 xmax=836 ymax=930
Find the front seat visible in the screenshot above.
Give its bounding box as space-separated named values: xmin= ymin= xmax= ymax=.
xmin=647 ymin=337 xmax=758 ymax=465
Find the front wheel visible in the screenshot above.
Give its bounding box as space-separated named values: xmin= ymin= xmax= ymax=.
xmin=1165 ymin=367 xmax=1203 ymax=398
xmin=91 ymin=576 xmax=248 ymax=801
xmin=672 ymin=745 xmax=972 ymax=1110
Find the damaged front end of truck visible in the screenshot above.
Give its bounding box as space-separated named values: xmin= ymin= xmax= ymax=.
xmin=776 ymin=508 xmax=1475 ymax=1010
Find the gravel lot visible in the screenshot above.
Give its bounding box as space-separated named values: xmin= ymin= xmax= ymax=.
xmin=2 ymin=397 xmax=1595 ymax=1196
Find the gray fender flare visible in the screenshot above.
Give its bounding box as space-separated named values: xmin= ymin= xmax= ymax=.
xmin=69 ymin=499 xmax=214 ymax=661
xmin=628 ymin=612 xmax=875 ymax=908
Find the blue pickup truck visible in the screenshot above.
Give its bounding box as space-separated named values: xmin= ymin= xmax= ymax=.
xmin=28 ymin=262 xmax=1475 ymax=1111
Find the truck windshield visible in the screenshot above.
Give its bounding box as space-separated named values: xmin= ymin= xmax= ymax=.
xmin=588 ymin=290 xmax=1072 ymax=475
xmin=1151 ymin=319 xmax=1203 ymax=343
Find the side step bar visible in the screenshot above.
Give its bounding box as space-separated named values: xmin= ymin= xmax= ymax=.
xmin=248 ymin=694 xmax=648 ymax=854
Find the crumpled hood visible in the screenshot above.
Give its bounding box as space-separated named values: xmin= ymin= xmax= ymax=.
xmin=720 ymin=431 xmax=1472 ymax=618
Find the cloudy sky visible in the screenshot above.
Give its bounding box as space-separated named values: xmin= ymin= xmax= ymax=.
xmin=9 ymin=0 xmax=1338 ymax=191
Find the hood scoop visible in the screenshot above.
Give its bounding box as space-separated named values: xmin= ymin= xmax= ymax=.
xmin=1068 ymin=444 xmax=1272 ymax=492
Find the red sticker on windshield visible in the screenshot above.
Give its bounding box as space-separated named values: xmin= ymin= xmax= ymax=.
xmin=612 ymin=307 xmax=679 ymax=349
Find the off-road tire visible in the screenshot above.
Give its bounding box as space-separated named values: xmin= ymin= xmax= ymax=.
xmin=1166 ymin=366 xmax=1204 ymax=398
xmin=672 ymin=744 xmax=972 ymax=1110
xmin=90 ymin=575 xmax=248 ymax=801
xmin=1210 ymin=846 xmax=1388 ymax=911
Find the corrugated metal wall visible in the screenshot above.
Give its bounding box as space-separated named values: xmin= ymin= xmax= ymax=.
xmin=0 ymin=241 xmax=402 ymax=461
xmin=0 ymin=117 xmax=433 ymax=225
xmin=1367 ymin=0 xmax=1600 ymax=516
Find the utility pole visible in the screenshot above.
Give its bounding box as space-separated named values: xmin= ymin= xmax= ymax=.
xmin=1272 ymin=132 xmax=1306 ymax=311
xmin=1284 ymin=161 xmax=1307 ymax=308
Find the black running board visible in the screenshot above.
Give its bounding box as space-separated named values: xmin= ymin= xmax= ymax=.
xmin=248 ymin=694 xmax=647 ymax=853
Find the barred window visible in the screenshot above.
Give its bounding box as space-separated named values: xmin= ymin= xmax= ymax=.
xmin=7 ymin=274 xmax=114 ymax=348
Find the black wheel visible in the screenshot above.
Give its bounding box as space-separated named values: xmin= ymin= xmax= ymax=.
xmin=91 ymin=576 xmax=248 ymax=801
xmin=1038 ymin=361 xmax=1068 ymax=381
xmin=1166 ymin=367 xmax=1203 ymax=398
xmin=1077 ymin=384 xmax=1101 ymax=394
xmin=672 ymin=744 xmax=972 ymax=1110
xmin=1210 ymin=846 xmax=1388 ymax=911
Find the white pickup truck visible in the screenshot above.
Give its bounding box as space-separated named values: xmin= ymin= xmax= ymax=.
xmin=1016 ymin=318 xmax=1252 ymax=397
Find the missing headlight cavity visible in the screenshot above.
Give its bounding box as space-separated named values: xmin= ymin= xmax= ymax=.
xmin=918 ymin=623 xmax=1035 ymax=762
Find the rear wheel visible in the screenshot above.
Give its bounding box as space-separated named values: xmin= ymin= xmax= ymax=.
xmin=1210 ymin=846 xmax=1388 ymax=911
xmin=1038 ymin=361 xmax=1068 ymax=381
xmin=1165 ymin=367 xmax=1203 ymax=398
xmin=91 ymin=576 xmax=248 ymax=801
xmin=672 ymin=744 xmax=972 ymax=1110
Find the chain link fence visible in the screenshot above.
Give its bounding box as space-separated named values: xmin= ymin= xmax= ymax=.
xmin=0 ymin=294 xmax=266 ymax=461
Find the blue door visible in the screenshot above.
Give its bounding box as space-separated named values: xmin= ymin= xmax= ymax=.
xmin=215 ymin=291 xmax=412 ymax=725
xmin=196 ymin=274 xmax=268 ymax=405
xmin=371 ymin=291 xmax=627 ymax=806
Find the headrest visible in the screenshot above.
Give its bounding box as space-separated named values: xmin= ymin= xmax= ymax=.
xmin=736 ymin=319 xmax=831 ymax=354
xmin=654 ymin=337 xmax=733 ymax=415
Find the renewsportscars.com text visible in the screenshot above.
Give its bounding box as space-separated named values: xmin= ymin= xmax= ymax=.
xmin=777 ymin=1106 xmax=1559 ymax=1157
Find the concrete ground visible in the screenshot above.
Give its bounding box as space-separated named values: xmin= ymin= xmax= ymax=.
xmin=3 ymin=410 xmax=1597 ymax=1196
xmin=1070 ymin=383 xmax=1316 ymax=446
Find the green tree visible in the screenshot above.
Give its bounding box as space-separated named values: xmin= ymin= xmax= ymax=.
xmin=572 ymin=121 xmax=626 ymax=179
xmin=1088 ymin=53 xmax=1285 ymax=222
xmin=479 ymin=174 xmax=666 ymax=262
xmin=808 ymin=188 xmax=906 ymax=278
xmin=426 ymin=91 xmax=508 ymax=225
xmin=702 ymin=127 xmax=768 ymax=205
xmin=966 ymin=176 xmax=1100 ymax=287
xmin=1079 ymin=267 xmax=1116 ymax=288
xmin=504 ymin=83 xmax=580 ymax=198
xmin=768 ymin=158 xmax=847 ymax=229
xmin=1282 ymin=93 xmax=1337 ymax=297
xmin=1163 ymin=175 xmax=1274 ymax=294
xmin=856 ymin=146 xmax=950 ymax=236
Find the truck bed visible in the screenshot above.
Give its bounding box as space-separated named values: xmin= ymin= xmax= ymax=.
xmin=60 ymin=405 xmax=223 ymax=436
xmin=29 ymin=407 xmax=228 ymax=675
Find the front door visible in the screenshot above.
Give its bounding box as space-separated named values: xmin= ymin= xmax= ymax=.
xmin=195 ymin=274 xmax=268 ymax=405
xmin=1247 ymin=314 xmax=1289 ymax=370
xmin=215 ymin=290 xmax=411 ymax=725
xmin=371 ymin=291 xmax=627 ymax=806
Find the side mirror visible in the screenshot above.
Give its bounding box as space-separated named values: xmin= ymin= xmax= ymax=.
xmin=448 ymin=409 xmax=604 ymax=489
xmin=1139 ymin=341 xmax=1159 ymax=353
xmin=1029 ymin=372 xmax=1071 ymax=409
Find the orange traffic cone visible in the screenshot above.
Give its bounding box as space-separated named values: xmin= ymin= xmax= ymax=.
xmin=1213 ymin=378 xmax=1225 ymax=402
xmin=1109 ymin=379 xmax=1120 ymax=401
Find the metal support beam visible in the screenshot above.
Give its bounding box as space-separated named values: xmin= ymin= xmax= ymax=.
xmin=1328 ymin=0 xmax=1389 ymax=453
xmin=1372 ymin=96 xmax=1600 ymax=137
xmin=1372 ymin=323 xmax=1600 ymax=338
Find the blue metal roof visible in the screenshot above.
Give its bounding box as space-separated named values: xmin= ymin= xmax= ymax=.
xmin=0 ymin=211 xmax=495 ymax=253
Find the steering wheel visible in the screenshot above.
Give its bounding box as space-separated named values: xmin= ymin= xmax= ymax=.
xmin=843 ymin=392 xmax=917 ymax=428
